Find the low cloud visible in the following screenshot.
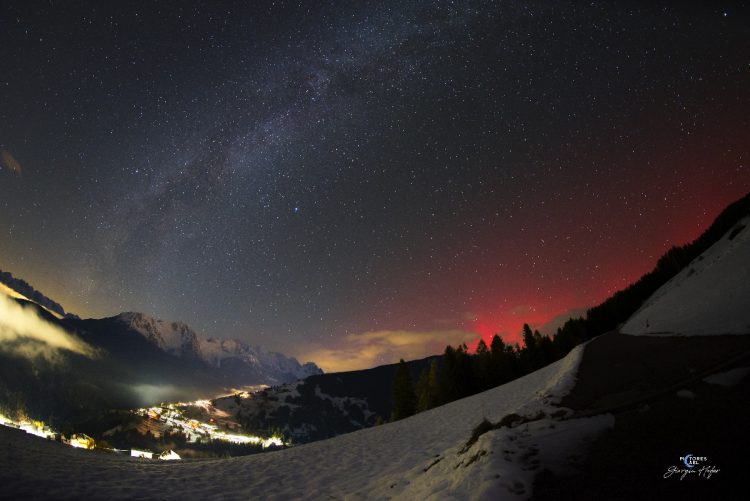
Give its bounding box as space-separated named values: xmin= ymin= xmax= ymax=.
xmin=127 ymin=384 xmax=182 ymax=406
xmin=303 ymin=329 xmax=477 ymax=373
xmin=0 ymin=293 xmax=95 ymax=361
xmin=509 ymin=304 xmax=536 ymax=316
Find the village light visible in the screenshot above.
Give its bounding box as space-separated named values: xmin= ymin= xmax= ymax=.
xmin=133 ymin=399 xmax=290 ymax=449
xmin=69 ymin=434 xmax=96 ymax=449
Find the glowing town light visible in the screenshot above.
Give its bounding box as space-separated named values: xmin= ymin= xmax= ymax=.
xmin=20 ymin=424 xmax=48 ymax=439
xmin=262 ymin=436 xmax=284 ymax=448
xmin=134 ymin=401 xmax=290 ymax=448
xmin=69 ymin=434 xmax=95 ymax=449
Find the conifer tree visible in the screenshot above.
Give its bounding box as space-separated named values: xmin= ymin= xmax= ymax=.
xmin=519 ymin=324 xmax=538 ymax=374
xmin=454 ymin=344 xmax=476 ymax=398
xmin=474 ymin=339 xmax=492 ymax=391
xmin=522 ymin=324 xmax=536 ymax=350
xmin=415 ymin=366 xmax=429 ymax=411
xmin=537 ymin=333 xmax=554 ymax=366
xmin=416 ymin=359 xmax=440 ymax=412
xmin=390 ymin=359 xmax=416 ymax=421
xmin=489 ymin=334 xmax=518 ymax=385
xmin=490 ymin=334 xmax=505 ymax=360
xmin=438 ymin=346 xmax=460 ymax=404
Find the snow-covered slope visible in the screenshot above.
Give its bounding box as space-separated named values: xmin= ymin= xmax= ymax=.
xmin=622 ymin=218 xmax=750 ymax=336
xmin=116 ymin=312 xmax=322 ymax=383
xmin=0 ymin=344 xmax=612 ymax=500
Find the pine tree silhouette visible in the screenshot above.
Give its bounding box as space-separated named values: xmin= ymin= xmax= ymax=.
xmin=390 ymin=359 xmax=416 ymax=421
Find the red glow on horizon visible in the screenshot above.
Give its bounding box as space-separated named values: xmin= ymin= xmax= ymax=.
xmin=466 ymin=311 xmax=545 ymax=352
xmin=467 ymin=319 xmax=497 ymax=351
xmin=465 ymin=298 xmax=585 ymax=353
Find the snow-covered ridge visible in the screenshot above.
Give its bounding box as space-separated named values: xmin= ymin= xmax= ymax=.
xmin=115 ymin=312 xmax=322 ymax=381
xmin=117 ymin=312 xmax=202 ymax=358
xmin=622 ymin=217 xmax=750 ymax=336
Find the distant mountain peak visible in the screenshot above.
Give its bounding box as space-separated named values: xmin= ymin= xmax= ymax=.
xmin=115 ymin=311 xmax=322 ymax=383
xmin=115 ymin=311 xmax=202 ymax=358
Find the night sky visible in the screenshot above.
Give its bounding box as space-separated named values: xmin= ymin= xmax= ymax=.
xmin=1 ymin=1 xmax=748 ymax=371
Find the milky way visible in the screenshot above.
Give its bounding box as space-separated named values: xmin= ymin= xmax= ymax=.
xmin=1 ymin=1 xmax=748 ymax=370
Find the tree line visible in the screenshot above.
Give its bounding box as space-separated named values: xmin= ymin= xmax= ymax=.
xmin=390 ymin=191 xmax=750 ymax=421
xmin=390 ymin=322 xmax=581 ymax=420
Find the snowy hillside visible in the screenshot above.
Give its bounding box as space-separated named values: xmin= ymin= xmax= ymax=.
xmin=622 ymin=218 xmax=750 ymax=336
xmin=212 ymin=381 xmax=378 ymax=443
xmin=0 ymin=344 xmax=612 ymax=500
xmin=116 ymin=312 xmax=322 ymax=383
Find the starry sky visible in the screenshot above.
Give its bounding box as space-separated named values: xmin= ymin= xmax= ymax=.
xmin=1 ymin=1 xmax=748 ymax=372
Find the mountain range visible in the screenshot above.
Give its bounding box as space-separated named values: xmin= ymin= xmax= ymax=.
xmin=112 ymin=311 xmax=321 ymax=383
xmin=0 ymin=297 xmax=320 ymax=427
xmin=3 ymin=208 xmax=746 ymax=497
xmin=2 ymin=191 xmax=749 ymax=450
